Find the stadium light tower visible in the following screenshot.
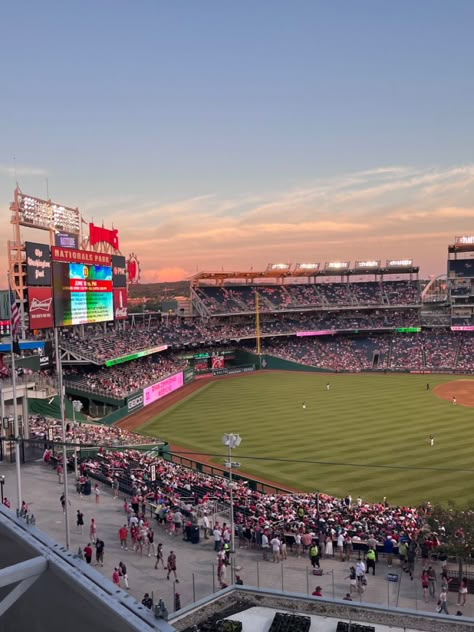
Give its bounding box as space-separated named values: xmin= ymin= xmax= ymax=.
xmin=221 ymin=433 xmax=241 ymax=556
xmin=54 ymin=328 xmax=70 ymax=550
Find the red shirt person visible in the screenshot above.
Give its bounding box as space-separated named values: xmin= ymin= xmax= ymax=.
xmin=84 ymin=544 xmax=93 ymax=564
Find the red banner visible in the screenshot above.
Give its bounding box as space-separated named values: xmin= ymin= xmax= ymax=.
xmin=113 ymin=288 xmax=128 ymax=320
xmin=28 ymin=287 xmax=54 ymax=329
xmin=51 ymin=246 xmax=111 ymax=265
xmin=89 ymin=223 xmax=119 ymax=250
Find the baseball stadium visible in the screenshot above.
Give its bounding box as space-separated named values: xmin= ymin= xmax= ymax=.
xmin=2 ymin=188 xmax=474 ymax=631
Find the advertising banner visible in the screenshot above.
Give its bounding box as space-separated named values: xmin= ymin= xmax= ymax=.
xmin=28 ymin=287 xmax=54 ymax=329
xmin=211 ymin=356 xmax=225 ymax=369
xmin=144 ymin=372 xmax=184 ymax=407
xmin=113 ymin=288 xmax=128 ymax=320
xmin=112 ymin=255 xmax=127 ymax=287
xmin=39 ymin=340 xmax=54 ymax=369
xmin=105 ymin=344 xmax=168 ymax=367
xmin=183 ymin=367 xmax=194 ymax=384
xmin=212 ymin=365 xmax=256 ymax=377
xmin=51 ymin=246 xmax=111 ymax=265
xmin=26 ymin=242 xmax=52 ymax=286
xmin=127 ymin=391 xmax=144 ymax=413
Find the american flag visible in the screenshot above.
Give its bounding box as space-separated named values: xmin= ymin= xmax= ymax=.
xmin=9 ymin=289 xmax=20 ymax=339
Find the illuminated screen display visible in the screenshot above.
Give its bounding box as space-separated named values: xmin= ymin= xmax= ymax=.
xmin=53 ymin=261 xmax=113 ymax=326
xmin=105 ymin=345 xmax=168 ymax=367
xmin=144 ymin=372 xmax=184 ymax=407
xmin=451 ymin=325 xmax=474 ymax=331
xmin=396 ymin=327 xmax=422 ymax=333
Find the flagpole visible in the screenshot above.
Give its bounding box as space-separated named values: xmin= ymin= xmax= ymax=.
xmin=54 ymin=326 xmax=70 ymax=549
xmin=8 ymin=281 xmax=22 ymax=511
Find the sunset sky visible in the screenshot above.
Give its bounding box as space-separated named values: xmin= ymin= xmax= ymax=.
xmin=1 ymin=1 xmax=474 ymax=282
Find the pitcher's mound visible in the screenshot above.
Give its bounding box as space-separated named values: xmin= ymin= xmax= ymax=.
xmin=433 ymin=380 xmax=474 ymax=407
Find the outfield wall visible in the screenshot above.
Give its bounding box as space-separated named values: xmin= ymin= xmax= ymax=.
xmin=101 ymin=368 xmax=195 ymax=426
xmin=233 ymin=348 xmax=327 ymax=372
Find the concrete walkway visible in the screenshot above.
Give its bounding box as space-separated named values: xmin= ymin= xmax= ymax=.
xmin=1 ymin=460 xmax=472 ymax=619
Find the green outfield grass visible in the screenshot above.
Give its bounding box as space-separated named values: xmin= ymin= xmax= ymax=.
xmin=137 ymin=372 xmax=474 ymax=506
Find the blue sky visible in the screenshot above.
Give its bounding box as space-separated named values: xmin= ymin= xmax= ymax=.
xmin=1 ymin=1 xmax=474 ymax=280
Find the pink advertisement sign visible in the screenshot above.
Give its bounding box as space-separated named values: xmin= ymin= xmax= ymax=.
xmin=143 ymin=372 xmax=184 ymax=407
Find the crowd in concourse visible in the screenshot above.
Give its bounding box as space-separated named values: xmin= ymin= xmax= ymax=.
xmin=67 ymin=447 xmax=435 ymax=559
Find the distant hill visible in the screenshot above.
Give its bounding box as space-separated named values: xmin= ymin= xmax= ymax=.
xmin=128 ymin=281 xmax=189 ymax=300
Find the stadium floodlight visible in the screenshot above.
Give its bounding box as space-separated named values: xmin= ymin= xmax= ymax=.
xmin=386 ymin=259 xmax=413 ymax=267
xmin=326 ymin=261 xmax=350 ymax=270
xmin=222 ymin=433 xmax=241 ymax=449
xmin=455 ymin=236 xmax=474 ymax=245
xmin=295 ymin=263 xmax=319 ymax=270
xmin=221 ymin=433 xmax=242 ymax=561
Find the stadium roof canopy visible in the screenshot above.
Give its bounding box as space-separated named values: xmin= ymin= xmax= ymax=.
xmin=190 ymin=263 xmax=419 ymax=285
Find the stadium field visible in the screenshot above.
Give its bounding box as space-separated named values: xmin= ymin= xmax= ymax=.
xmin=136 ymin=372 xmax=474 ymax=506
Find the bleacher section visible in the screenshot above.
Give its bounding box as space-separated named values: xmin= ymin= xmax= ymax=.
xmin=246 ymin=331 xmax=474 ymax=373
xmin=195 ymin=280 xmax=421 ymax=315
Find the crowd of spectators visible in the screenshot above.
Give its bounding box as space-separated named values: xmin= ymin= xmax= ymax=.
xmin=57 ymin=309 xmax=421 ymax=364
xmin=74 ymin=447 xmax=432 ymax=551
xmin=56 ymin=318 xmax=474 ymax=375
xmin=196 ymin=280 xmax=421 ymax=315
xmin=456 ymin=335 xmax=474 ymax=371
xmin=245 ymin=335 xmax=390 ymax=372
xmin=29 ymin=415 xmax=154 ymax=446
xmin=423 ymin=332 xmax=460 ymax=370
xmin=64 ymin=355 xmax=187 ymax=399
xmin=247 ymin=332 xmax=474 ymax=372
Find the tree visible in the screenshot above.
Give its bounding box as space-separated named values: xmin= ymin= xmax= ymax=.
xmin=427 ymin=501 xmax=474 ymax=576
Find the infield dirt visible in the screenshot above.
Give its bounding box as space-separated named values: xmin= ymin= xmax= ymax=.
xmin=433 ymin=379 xmax=474 ymax=407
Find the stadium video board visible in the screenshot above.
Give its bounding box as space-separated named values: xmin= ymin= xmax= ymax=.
xmin=52 ymin=247 xmax=113 ymax=326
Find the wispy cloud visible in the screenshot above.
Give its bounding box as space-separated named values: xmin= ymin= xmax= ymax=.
xmin=0 ymin=164 xmax=48 ymax=178
xmin=1 ymin=163 xmax=474 ymax=282
xmin=119 ymin=164 xmax=474 ymax=280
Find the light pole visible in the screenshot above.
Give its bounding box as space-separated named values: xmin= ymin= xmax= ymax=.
xmin=54 ymin=327 xmax=70 ymax=549
xmin=0 ymin=475 xmax=5 ymax=503
xmin=221 ymin=433 xmax=241 ymax=555
xmin=72 ymin=400 xmax=83 ymax=480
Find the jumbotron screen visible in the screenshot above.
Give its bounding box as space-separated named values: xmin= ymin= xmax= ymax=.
xmin=52 ymin=261 xmax=113 ymax=326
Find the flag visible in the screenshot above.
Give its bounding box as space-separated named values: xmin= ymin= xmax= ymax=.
xmin=9 ymin=289 xmax=20 ymax=340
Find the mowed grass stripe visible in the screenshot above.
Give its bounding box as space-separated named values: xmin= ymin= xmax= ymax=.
xmin=138 ymin=372 xmax=474 ymax=505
